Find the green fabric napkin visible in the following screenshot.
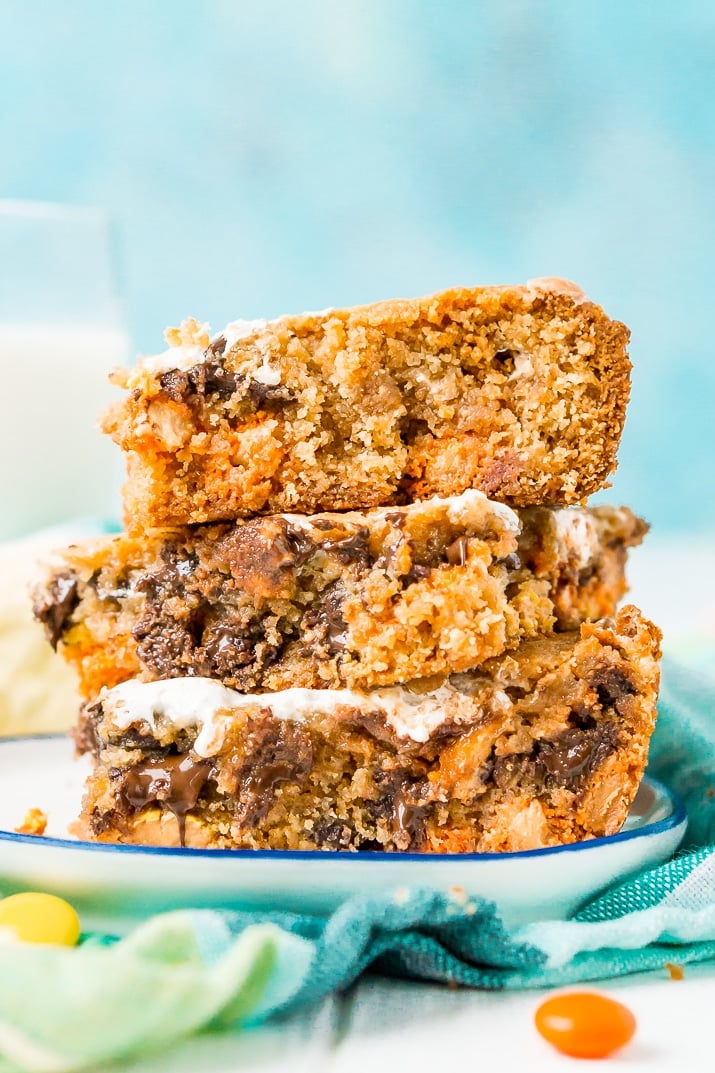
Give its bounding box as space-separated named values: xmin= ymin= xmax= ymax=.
xmin=0 ymin=657 xmax=713 ymax=1073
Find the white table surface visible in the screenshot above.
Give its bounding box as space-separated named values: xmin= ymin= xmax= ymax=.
xmin=109 ymin=966 xmax=715 ymax=1072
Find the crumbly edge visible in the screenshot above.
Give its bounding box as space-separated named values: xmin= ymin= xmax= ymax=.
xmin=32 ymin=502 xmax=645 ymax=698
xmin=101 ymin=282 xmax=631 ymax=524
xmin=76 ymin=606 xmax=661 ymax=854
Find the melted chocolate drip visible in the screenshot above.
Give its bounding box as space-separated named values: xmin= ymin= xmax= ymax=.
xmin=121 ymin=754 xmax=211 ymax=846
xmin=394 ymin=797 xmax=428 ymax=848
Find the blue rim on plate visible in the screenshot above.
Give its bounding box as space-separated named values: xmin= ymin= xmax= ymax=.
xmin=0 ymin=735 xmax=686 ymax=862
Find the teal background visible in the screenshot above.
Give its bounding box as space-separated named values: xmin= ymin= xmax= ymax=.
xmin=1 ymin=0 xmax=713 ymax=532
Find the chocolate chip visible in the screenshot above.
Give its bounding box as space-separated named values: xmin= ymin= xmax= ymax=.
xmin=403 ymin=563 xmax=431 ymax=586
xmin=135 ymin=549 xmax=197 ymax=604
xmin=207 ymin=336 xmax=227 ymax=357
xmin=446 ymin=535 xmax=469 ymax=566
xmin=393 ymin=797 xmax=428 ymax=849
xmin=201 ymin=627 xmax=256 ymax=672
xmin=303 ymin=582 xmax=348 ymax=652
xmin=491 ymin=724 xmax=619 ymax=792
xmin=313 ymin=821 xmax=351 ymax=848
xmin=215 ymin=518 xmax=305 ymax=601
xmin=283 ymin=523 xmax=316 ymax=567
xmin=366 ymin=769 xmax=429 ymax=850
xmin=159 ymin=369 xmax=191 ymax=401
xmin=246 ymin=380 xmax=293 ymax=411
xmin=188 ymin=362 xmax=241 ymax=399
xmin=537 ymin=725 xmax=618 ymax=784
xmin=234 ymin=720 xmax=313 ymax=826
xmin=592 ymin=666 xmax=637 ymax=710
xmin=499 ymin=552 xmax=522 ymax=571
xmin=73 ymin=706 xmax=100 ymax=756
xmin=33 ymin=572 xmax=79 ymax=649
xmin=323 ymin=526 xmax=371 ymax=565
xmin=133 ymin=617 xmax=197 ymax=678
xmin=492 ymin=753 xmax=536 ymax=791
xmin=89 ymin=809 xmax=121 ymax=837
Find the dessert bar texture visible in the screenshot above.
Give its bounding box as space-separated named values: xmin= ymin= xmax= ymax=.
xmin=103 ymin=279 xmax=631 ymax=527
xmin=32 ymin=492 xmax=646 ymax=698
xmin=76 ymin=606 xmax=661 ymax=853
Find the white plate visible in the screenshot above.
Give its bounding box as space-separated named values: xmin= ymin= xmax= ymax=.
xmin=0 ymin=735 xmax=687 ymax=930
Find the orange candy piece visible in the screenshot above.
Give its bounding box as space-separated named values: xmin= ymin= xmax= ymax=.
xmin=535 ymin=991 xmax=637 ymax=1059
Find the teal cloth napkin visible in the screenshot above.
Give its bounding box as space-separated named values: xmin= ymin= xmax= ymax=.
xmin=0 ymin=657 xmax=713 ymax=1073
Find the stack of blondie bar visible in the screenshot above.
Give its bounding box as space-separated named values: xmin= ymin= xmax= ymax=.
xmin=33 ymin=278 xmax=661 ymax=853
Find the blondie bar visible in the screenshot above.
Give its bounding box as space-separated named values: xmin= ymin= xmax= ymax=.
xmin=32 ymin=493 xmax=645 ymax=698
xmin=76 ymin=607 xmax=661 ymax=853
xmin=103 ymin=279 xmax=630 ymax=526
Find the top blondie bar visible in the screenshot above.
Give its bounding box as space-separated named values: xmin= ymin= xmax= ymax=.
xmin=104 ymin=278 xmax=630 ymax=527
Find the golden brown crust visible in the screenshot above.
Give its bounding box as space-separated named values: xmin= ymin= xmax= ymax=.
xmin=32 ymin=498 xmax=645 ymax=698
xmin=78 ymin=607 xmax=660 ymax=853
xmin=103 ymin=281 xmax=631 ymax=526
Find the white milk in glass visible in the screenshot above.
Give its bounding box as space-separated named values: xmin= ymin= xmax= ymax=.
xmin=0 ymin=324 xmax=128 ymax=540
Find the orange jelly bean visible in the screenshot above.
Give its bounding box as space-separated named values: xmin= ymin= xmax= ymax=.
xmin=535 ymin=991 xmax=637 ymax=1059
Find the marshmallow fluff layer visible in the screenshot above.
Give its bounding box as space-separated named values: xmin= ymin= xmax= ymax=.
xmin=98 ymin=675 xmax=507 ymax=754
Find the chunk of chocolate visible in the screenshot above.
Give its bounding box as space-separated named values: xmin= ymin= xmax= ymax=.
xmin=133 ymin=617 xmax=197 ymax=678
xmin=403 ymin=563 xmax=431 ymax=586
xmin=323 ymin=526 xmax=371 ymax=565
xmin=233 ymin=721 xmax=313 ymax=826
xmin=537 ymin=725 xmax=618 ymax=783
xmin=215 ymin=518 xmax=306 ymax=601
xmin=446 ymin=535 xmax=469 ymax=566
xmin=189 ymin=362 xmax=242 ymax=399
xmin=32 ymin=572 xmax=79 ymax=649
xmin=120 ymin=754 xmax=212 ymax=846
xmin=393 ymin=796 xmax=428 ymax=850
xmin=591 ymin=666 xmax=637 ymax=710
xmin=313 ymin=820 xmax=352 ymax=848
xmin=303 ymin=582 xmax=348 ymax=652
xmin=246 ymin=380 xmax=293 ymax=410
xmin=159 ymin=369 xmax=191 ymax=401
xmin=207 ymin=336 xmax=227 ymax=357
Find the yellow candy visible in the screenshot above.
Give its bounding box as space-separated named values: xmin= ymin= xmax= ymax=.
xmin=0 ymin=892 xmax=80 ymax=946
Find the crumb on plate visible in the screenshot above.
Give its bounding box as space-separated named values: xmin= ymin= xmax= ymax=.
xmin=14 ymin=807 xmax=48 ymax=836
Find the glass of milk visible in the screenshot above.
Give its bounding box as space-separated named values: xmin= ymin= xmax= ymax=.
xmin=0 ymin=200 xmax=129 ymax=540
